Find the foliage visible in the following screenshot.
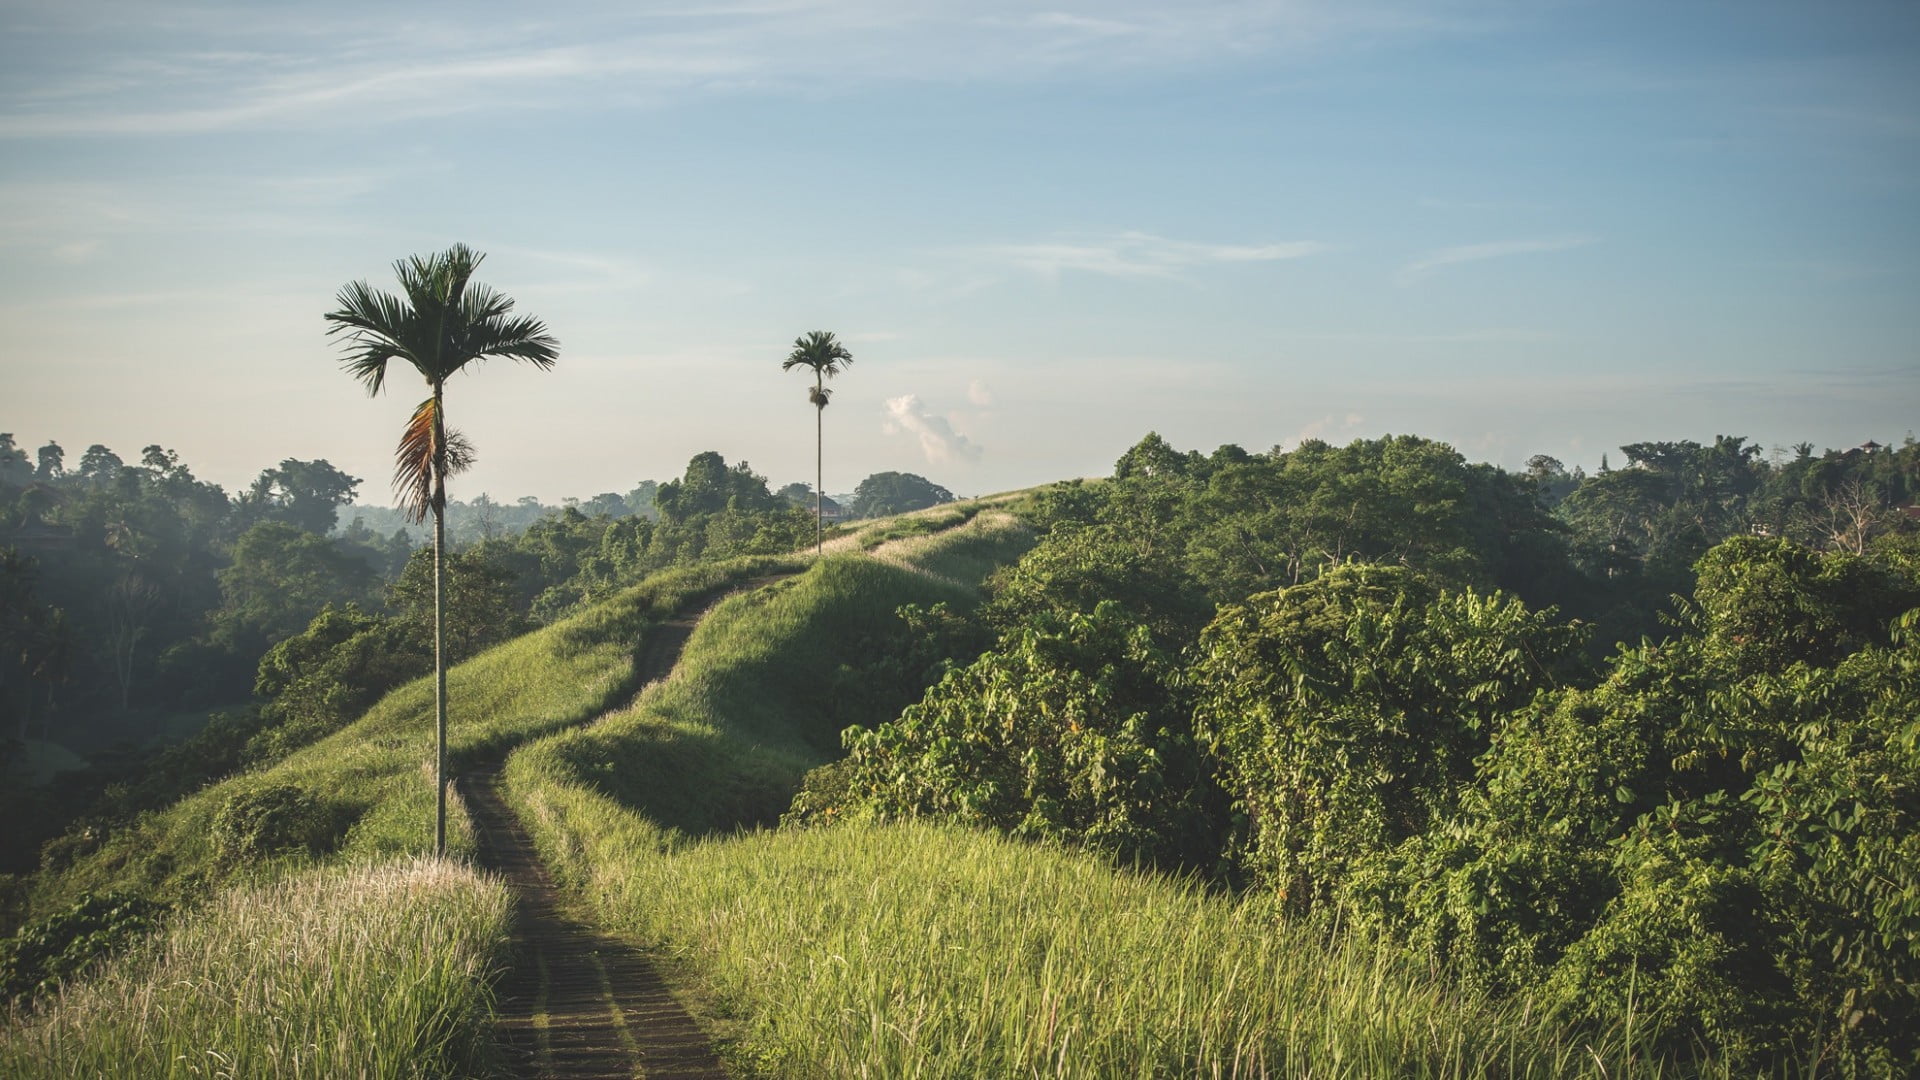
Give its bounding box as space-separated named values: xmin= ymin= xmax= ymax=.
xmin=981 ymin=520 xmax=1212 ymax=647
xmin=213 ymin=521 xmax=378 ymax=646
xmin=236 ymin=458 xmax=362 ymax=535
xmin=822 ymin=602 xmax=1223 ymax=872
xmin=653 ymin=450 xmax=784 ymax=520
xmin=849 ymin=470 xmax=954 ymax=517
xmin=0 ymin=890 xmax=168 ymax=1005
xmin=209 ymin=783 xmax=339 ymax=861
xmin=1340 ymin=541 xmax=1920 ymax=1072
xmin=386 ymin=546 xmax=530 ymax=661
xmin=1191 ymin=565 xmax=1586 ymax=910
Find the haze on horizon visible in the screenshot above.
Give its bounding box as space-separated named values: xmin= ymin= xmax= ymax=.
xmin=1 ymin=0 xmax=1915 ymax=505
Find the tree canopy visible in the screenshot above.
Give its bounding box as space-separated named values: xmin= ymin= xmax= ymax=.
xmin=849 ymin=471 xmax=954 ymax=518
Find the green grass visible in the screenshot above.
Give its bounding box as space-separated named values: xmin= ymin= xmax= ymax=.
xmin=1 ymin=857 xmax=510 ymax=1079
xmin=865 ymin=507 xmax=1031 ymax=587
xmin=510 ymin=546 xmax=997 ymax=841
xmin=30 ymin=555 xmax=799 ymax=913
xmin=501 ymin=517 xmax=1707 ymax=1078
xmin=524 ymin=819 xmax=1693 ymax=1078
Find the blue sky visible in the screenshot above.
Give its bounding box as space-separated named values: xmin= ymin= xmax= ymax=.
xmin=2 ymin=0 xmax=1915 ymax=504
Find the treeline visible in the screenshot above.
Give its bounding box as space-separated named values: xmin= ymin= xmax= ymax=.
xmin=795 ymin=431 xmax=1920 ymax=1074
xmin=337 ymin=467 xmax=957 ymax=546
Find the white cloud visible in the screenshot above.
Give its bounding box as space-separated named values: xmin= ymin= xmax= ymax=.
xmin=884 ymin=393 xmax=983 ymax=464
xmin=963 ymin=231 xmax=1327 ymax=280
xmin=1397 ymin=235 xmax=1597 ymax=283
xmin=967 ymin=378 xmax=994 ymax=407
xmin=1291 ymin=411 xmax=1368 ymax=446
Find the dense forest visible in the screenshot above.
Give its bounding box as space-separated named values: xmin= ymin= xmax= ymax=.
xmin=0 ymin=434 xmax=956 ymax=875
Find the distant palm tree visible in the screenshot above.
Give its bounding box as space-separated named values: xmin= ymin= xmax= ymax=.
xmin=782 ymin=331 xmax=854 ymax=553
xmin=325 ymin=244 xmax=558 ymax=855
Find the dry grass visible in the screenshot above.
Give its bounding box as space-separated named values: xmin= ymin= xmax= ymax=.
xmin=1 ymin=858 xmax=512 ymax=1079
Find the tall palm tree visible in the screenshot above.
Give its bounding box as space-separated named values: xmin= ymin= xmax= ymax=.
xmin=324 ymin=243 xmax=558 ymax=855
xmin=782 ymin=330 xmax=853 ymax=553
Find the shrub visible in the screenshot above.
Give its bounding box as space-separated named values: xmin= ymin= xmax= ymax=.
xmin=1191 ymin=565 xmax=1584 ymax=911
xmin=0 ymin=891 xmax=168 ymax=1005
xmin=210 ymin=784 xmax=336 ymax=861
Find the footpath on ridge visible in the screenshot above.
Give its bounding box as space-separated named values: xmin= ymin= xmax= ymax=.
xmin=462 ymin=588 xmax=759 ymax=1079
xmin=457 ymin=507 xmax=1006 ymax=1077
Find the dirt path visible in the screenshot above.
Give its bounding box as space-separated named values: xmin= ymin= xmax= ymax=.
xmin=463 ymin=600 xmax=733 ymax=1079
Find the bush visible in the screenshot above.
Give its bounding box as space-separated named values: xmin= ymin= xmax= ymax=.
xmin=1191 ymin=565 xmax=1584 ymax=911
xmin=0 ymin=891 xmax=169 ymax=1005
xmin=210 ymin=784 xmax=337 ymax=861
xmin=821 ymin=601 xmax=1226 ymax=873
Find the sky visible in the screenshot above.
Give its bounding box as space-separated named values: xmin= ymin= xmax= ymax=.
xmin=1 ymin=0 xmax=1916 ymax=505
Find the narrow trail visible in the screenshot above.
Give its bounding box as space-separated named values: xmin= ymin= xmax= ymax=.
xmin=462 ymin=594 xmax=749 ymax=1080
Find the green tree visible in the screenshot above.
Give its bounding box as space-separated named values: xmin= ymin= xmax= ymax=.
xmin=0 ymin=434 xmax=30 ymax=487
xmin=325 ymin=243 xmax=559 ymax=854
xmin=823 ymin=601 xmax=1223 ymax=872
xmin=34 ymin=442 xmax=64 ymax=482
xmin=849 ymin=471 xmax=954 ymax=518
xmin=241 ymin=458 xmax=362 ymax=534
xmin=653 ymin=451 xmax=780 ymax=521
xmin=214 ymin=522 xmax=377 ymax=647
xmin=1190 ymin=565 xmax=1585 ymax=912
xmin=781 ymin=331 xmax=853 ymax=553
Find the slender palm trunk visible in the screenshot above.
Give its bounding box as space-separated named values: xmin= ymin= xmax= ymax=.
xmin=431 ymin=382 xmax=449 ymax=857
xmin=815 ymin=370 xmax=824 ymax=555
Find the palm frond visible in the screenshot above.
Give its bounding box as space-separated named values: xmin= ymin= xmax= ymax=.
xmin=393 ymin=397 xmax=476 ymax=524
xmin=325 ymin=280 xmax=424 ymax=396
xmin=329 ymin=244 xmax=559 ymax=389
xmin=781 ymin=330 xmax=854 ymax=377
xmin=809 ymin=385 xmax=833 ymax=409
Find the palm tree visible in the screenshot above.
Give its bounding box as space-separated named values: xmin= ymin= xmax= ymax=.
xmin=324 ymin=244 xmax=558 ymax=855
xmin=781 ymin=331 xmax=854 ymax=553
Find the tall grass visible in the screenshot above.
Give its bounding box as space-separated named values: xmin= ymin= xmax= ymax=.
xmin=503 ymin=522 xmax=1689 ymax=1077
xmin=520 ymin=818 xmax=1688 ymax=1078
xmin=0 ymin=857 xmax=511 ymax=1079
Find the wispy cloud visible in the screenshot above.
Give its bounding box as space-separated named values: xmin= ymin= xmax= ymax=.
xmin=0 ymin=1 xmax=1475 ymax=138
xmin=1396 ymin=234 xmax=1597 ymax=283
xmin=1276 ymin=327 xmax=1560 ymax=344
xmin=962 ymin=231 xmax=1327 ymax=281
xmin=884 ymin=393 xmax=984 ymax=464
